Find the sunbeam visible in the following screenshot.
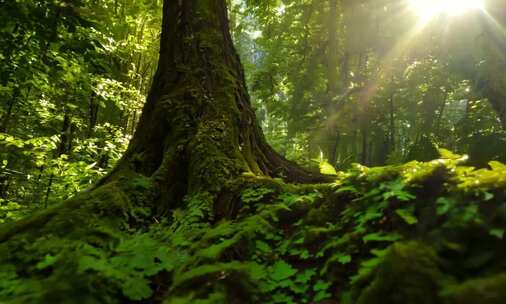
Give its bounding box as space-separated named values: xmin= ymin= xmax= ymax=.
xmin=409 ymin=0 xmax=484 ymax=22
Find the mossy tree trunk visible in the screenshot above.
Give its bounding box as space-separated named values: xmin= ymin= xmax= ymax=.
xmin=103 ymin=0 xmax=324 ymax=210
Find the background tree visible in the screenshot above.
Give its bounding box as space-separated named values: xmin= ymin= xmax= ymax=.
xmin=234 ymin=0 xmax=506 ymax=169
xmin=0 ymin=0 xmax=162 ymax=218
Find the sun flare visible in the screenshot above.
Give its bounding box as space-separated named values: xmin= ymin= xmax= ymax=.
xmin=409 ymin=0 xmax=484 ymax=20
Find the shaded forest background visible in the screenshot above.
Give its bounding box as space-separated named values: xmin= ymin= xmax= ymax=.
xmin=1 ymin=0 xmax=505 ymax=219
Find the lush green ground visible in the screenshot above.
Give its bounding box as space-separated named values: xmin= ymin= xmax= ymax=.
xmin=1 ymin=150 xmax=506 ymax=303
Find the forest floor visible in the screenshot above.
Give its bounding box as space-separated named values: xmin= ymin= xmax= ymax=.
xmin=1 ymin=150 xmax=506 ymax=303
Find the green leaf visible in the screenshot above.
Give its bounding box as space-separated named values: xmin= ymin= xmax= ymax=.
xmin=489 ymin=161 xmax=506 ymax=172
xmin=489 ymin=228 xmax=504 ymax=239
xmin=337 ymin=254 xmax=352 ymax=264
xmin=484 ymin=192 xmax=494 ymax=201
xmin=320 ymin=161 xmax=338 ymax=175
xmin=363 ymin=232 xmax=401 ymax=243
xmin=436 ymin=197 xmax=454 ymax=216
xmin=438 ymin=148 xmax=462 ymax=160
xmin=174 ymin=262 xmax=250 ymax=288
xmin=313 ymin=280 xmax=332 ymax=302
xmin=381 ymin=180 xmax=415 ymax=201
xmin=255 ymin=240 xmax=271 ymax=253
xmin=300 ymin=250 xmax=310 ymax=259
xmin=36 ymin=254 xmax=58 ymax=270
xmin=271 ymin=260 xmax=297 ymax=281
xmin=313 ymin=280 xmax=332 ymax=291
xmin=395 ymin=208 xmax=418 ymax=225
xmin=371 ymin=248 xmax=389 ymax=257
xmin=295 ymin=269 xmax=316 ymax=284
xmin=241 ymin=187 xmax=275 ymax=204
xmin=122 ymin=277 xmax=153 ymax=300
xmin=272 ymin=292 xmax=294 ymax=304
xmin=198 ymin=235 xmax=241 ymax=260
xmin=350 ymin=255 xmax=385 ymax=284
xmin=248 ymin=263 xmax=267 ymax=281
xmin=335 ymin=185 xmax=358 ymax=194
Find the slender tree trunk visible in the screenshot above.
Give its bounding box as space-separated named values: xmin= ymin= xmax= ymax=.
xmin=482 ymin=85 xmax=506 ymax=130
xmin=361 ymin=126 xmax=368 ymax=165
xmin=435 ymin=97 xmax=447 ymax=135
xmin=0 ymin=173 xmax=9 ymax=199
xmin=87 ymin=93 xmax=99 ymax=138
xmin=44 ymin=110 xmax=73 ymax=207
xmin=323 ymin=0 xmax=340 ymax=165
xmin=0 ymin=88 xmax=18 ymax=133
xmin=389 ymin=91 xmax=395 ymax=152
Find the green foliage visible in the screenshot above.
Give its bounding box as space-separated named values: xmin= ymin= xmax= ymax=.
xmin=0 ymin=200 xmax=33 ymax=223
xmin=2 ymin=155 xmax=506 ymax=303
xmin=234 ymin=0 xmax=506 ymax=168
xmin=395 ymin=207 xmax=418 ymax=225
xmin=270 ymin=260 xmax=297 ymax=281
xmin=0 ymin=0 xmax=161 ymax=209
xmin=320 ymin=161 xmax=338 ymax=176
xmin=241 ymin=187 xmax=275 ymax=204
xmin=77 ymin=236 xmax=173 ymax=301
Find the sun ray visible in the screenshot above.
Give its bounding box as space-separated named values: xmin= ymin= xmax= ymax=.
xmin=408 ymin=0 xmax=484 ymax=22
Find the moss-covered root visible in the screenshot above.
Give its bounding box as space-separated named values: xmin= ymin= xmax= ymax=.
xmin=0 ymin=175 xmax=155 ymax=303
xmin=356 ymin=241 xmax=446 ymax=304
xmin=441 ymin=273 xmax=506 ymax=304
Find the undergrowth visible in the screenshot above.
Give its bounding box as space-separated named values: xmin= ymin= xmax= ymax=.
xmin=1 ymin=150 xmax=506 ymax=303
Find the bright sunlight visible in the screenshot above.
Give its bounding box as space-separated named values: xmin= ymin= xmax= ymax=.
xmin=409 ymin=0 xmax=484 ymax=20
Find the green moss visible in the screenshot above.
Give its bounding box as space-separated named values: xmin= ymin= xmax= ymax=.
xmin=356 ymin=242 xmax=446 ymax=304
xmin=441 ymin=273 xmax=506 ymax=304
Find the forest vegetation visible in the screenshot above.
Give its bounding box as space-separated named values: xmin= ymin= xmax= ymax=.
xmin=0 ymin=0 xmax=506 ymax=303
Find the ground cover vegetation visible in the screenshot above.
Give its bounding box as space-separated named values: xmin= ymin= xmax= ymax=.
xmin=1 ymin=0 xmax=506 ymax=303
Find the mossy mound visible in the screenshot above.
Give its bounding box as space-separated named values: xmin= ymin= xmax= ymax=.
xmin=1 ymin=154 xmax=506 ymax=303
xmin=442 ymin=273 xmax=506 ymax=304
xmin=355 ymin=241 xmax=445 ymax=304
